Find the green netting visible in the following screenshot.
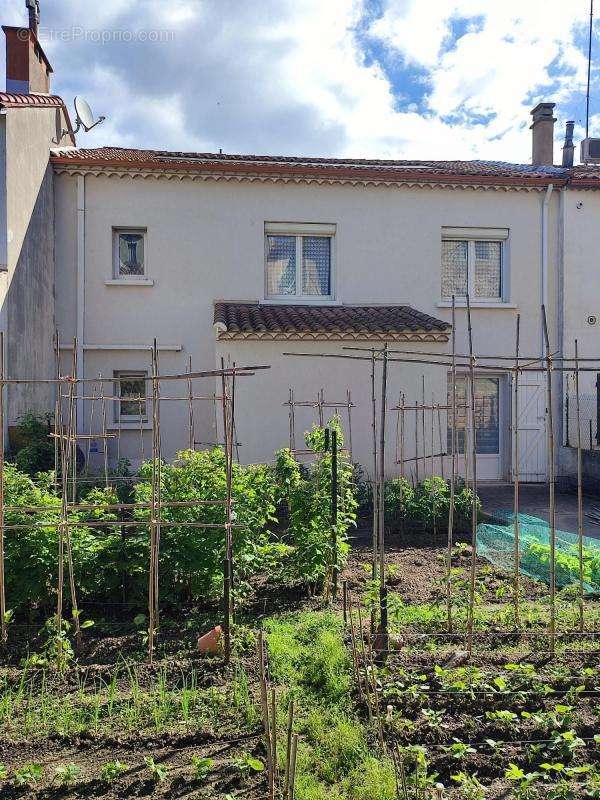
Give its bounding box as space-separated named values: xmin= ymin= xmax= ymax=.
xmin=477 ymin=512 xmax=600 ymax=593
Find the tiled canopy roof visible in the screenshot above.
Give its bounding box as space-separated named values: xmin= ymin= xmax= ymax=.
xmin=213 ymin=302 xmax=451 ymax=342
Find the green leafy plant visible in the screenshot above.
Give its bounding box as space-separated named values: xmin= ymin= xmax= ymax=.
xmin=275 ymin=417 xmax=357 ymax=588
xmin=0 ymin=764 xmax=7 ymax=780
xmin=144 ymin=756 xmax=167 ymax=782
xmin=231 ymin=752 xmax=264 ymax=779
xmin=14 ymin=763 xmax=44 ymax=787
xmin=100 ymin=761 xmax=129 ymax=782
xmin=54 ymin=763 xmax=80 ymax=786
xmin=451 ymin=771 xmax=486 ymax=799
xmin=191 ymin=755 xmax=214 ymax=781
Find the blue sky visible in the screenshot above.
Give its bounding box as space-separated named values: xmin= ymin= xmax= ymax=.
xmin=1 ymin=0 xmax=599 ymax=162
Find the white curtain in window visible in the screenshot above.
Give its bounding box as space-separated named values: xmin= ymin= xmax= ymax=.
xmin=302 ymin=236 xmax=331 ymax=296
xmin=266 ymin=235 xmax=296 ymax=295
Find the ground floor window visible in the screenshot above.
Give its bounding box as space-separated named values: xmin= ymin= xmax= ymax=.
xmin=114 ymin=371 xmax=148 ymax=423
xmin=447 ymin=375 xmax=500 ymax=455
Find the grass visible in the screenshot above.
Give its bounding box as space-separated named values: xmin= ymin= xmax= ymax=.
xmin=264 ymin=610 xmax=397 ymax=800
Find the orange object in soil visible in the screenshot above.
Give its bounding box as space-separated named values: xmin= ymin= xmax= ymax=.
xmin=197 ymin=625 xmax=222 ymax=654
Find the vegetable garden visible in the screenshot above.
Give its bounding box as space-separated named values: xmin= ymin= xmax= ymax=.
xmin=0 ymin=308 xmax=599 ymax=798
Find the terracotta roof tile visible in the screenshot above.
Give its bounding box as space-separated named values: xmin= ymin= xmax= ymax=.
xmin=49 ymin=147 xmax=576 ymax=186
xmin=213 ymin=302 xmax=450 ymax=341
xmin=0 ymin=92 xmax=65 ymax=108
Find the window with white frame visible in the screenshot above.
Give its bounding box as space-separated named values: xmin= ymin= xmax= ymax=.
xmin=441 ymin=228 xmax=508 ymax=301
xmin=265 ymin=223 xmax=335 ymax=300
xmin=114 ymin=371 xmax=147 ymax=422
xmin=113 ymin=229 xmax=146 ymax=278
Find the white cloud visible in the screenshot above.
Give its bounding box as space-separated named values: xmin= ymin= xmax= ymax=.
xmin=0 ymin=0 xmax=595 ymax=162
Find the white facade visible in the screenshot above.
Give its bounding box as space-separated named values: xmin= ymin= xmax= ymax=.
xmin=46 ymin=161 xmax=566 ymax=481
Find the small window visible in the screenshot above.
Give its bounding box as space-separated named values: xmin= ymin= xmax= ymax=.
xmin=114 ymin=371 xmax=147 ymax=422
xmin=265 ymin=223 xmax=334 ymax=300
xmin=113 ymin=229 xmax=146 ymax=278
xmin=441 ymin=230 xmax=506 ymax=301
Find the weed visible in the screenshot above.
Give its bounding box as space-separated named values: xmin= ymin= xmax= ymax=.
xmin=0 ymin=764 xmax=6 ymax=780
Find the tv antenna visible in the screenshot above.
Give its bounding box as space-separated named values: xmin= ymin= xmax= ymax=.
xmin=586 ymin=0 xmax=594 ymax=138
xmin=61 ymin=96 xmax=106 ymax=139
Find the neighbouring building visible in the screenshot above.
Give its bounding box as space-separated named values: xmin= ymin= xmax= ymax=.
xmin=2 ymin=7 xmax=600 ymax=488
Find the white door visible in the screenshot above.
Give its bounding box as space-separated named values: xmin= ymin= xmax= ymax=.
xmin=513 ymin=375 xmax=547 ymax=482
xmin=449 ymin=375 xmax=504 ymax=481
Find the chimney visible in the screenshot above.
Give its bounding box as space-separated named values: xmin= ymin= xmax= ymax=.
xmin=530 ymin=102 xmax=556 ymax=166
xmin=562 ymin=120 xmax=575 ymax=167
xmin=2 ymin=2 xmax=52 ymax=94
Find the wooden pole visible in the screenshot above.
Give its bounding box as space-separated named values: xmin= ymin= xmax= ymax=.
xmin=270 ymin=687 xmax=277 ymax=797
xmin=331 ymin=428 xmax=338 ymax=599
xmin=65 ymin=343 xmax=81 ymax=649
xmin=513 ymin=314 xmax=521 ymax=629
xmin=257 ymin=632 xmax=273 ymax=795
xmin=370 ymin=351 xmax=378 ymax=631
xmin=288 ymin=733 xmax=298 ymax=800
xmin=542 ymin=306 xmax=556 ymax=654
xmin=378 ymin=344 xmax=389 ymax=655
xmin=0 ymin=331 xmax=5 ymax=645
xmin=446 ymin=296 xmax=457 ymax=633
xmin=466 ymin=295 xmax=479 ymax=659
xmin=347 ymin=389 xmax=354 ymax=463
xmin=284 ymin=699 xmax=295 ymax=797
xmin=421 ymin=375 xmax=426 ymax=478
xmin=437 ymin=402 xmax=445 ymax=480
xmin=187 ymin=355 xmax=194 ymax=451
xmin=148 ymin=340 xmax=161 ymax=663
xmin=574 ymin=340 xmax=585 ymax=633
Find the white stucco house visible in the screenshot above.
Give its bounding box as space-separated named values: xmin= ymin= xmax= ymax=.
xmin=2 ymin=10 xmax=600 ymax=487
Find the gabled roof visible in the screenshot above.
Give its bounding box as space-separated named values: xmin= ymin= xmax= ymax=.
xmin=213 ymin=302 xmax=451 ymax=342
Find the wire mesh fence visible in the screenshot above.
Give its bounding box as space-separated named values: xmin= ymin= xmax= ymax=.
xmin=564 ymin=372 xmax=600 ymax=450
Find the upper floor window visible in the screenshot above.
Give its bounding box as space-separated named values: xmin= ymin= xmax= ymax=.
xmin=114 ymin=371 xmax=147 ymax=422
xmin=441 ymin=227 xmax=508 ymax=301
xmin=265 ymin=223 xmax=335 ymax=300
xmin=113 ymin=228 xmax=146 ymax=279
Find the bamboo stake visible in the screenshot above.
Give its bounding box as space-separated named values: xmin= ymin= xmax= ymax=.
xmin=446 ymin=297 xmax=457 ymax=633
xmin=542 ymin=306 xmax=556 ymax=654
xmin=348 ymin=598 xmax=366 ymax=707
xmin=284 ymin=699 xmax=295 ymax=797
xmin=65 ymin=343 xmax=82 ymax=649
xmin=331 ymin=428 xmax=339 ymax=600
xmin=370 ymin=352 xmax=378 ymax=632
xmin=513 ymin=314 xmax=521 ymax=629
xmin=288 ymin=733 xmax=298 ymax=800
xmin=421 ymin=375 xmax=426 ymax=479
xmin=466 ymin=295 xmax=479 ymax=659
xmin=187 ymin=355 xmax=194 ymax=451
xmin=356 ymin=603 xmax=373 ymax=719
xmin=270 ymin=687 xmax=277 ymax=798
xmin=257 ymin=632 xmax=273 ymax=793
xmin=378 ymin=344 xmax=389 ymax=657
xmin=0 ymin=331 xmax=5 ymax=645
xmin=437 ymin=403 xmax=445 ymax=480
xmin=148 ymin=340 xmax=161 ymax=663
xmin=414 ymin=397 xmax=420 ymax=482
xmin=575 ymin=339 xmax=585 ymax=633
xmin=347 ymin=389 xmax=354 ymax=463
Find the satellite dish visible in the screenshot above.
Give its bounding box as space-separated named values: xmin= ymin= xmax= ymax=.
xmin=74 ymin=96 xmax=106 ymax=133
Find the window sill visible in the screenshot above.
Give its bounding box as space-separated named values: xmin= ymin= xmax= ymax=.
xmin=436 ymin=300 xmax=517 ymax=309
xmin=105 ymin=278 xmax=154 ymax=287
xmin=261 ymin=298 xmax=340 ymax=305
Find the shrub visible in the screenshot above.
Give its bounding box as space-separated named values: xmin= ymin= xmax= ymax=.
xmin=131 ymin=448 xmax=278 ymax=606
xmin=11 ymin=411 xmax=54 ymax=477
xmin=275 ymin=417 xmax=357 ymax=588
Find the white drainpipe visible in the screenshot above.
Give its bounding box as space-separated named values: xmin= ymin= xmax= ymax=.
xmin=541 ymin=183 xmax=553 ymax=356
xmin=76 ymin=175 xmax=85 ymax=431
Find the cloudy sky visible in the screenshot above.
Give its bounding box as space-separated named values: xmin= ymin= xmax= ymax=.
xmin=1 ymin=0 xmax=599 ymax=162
